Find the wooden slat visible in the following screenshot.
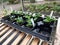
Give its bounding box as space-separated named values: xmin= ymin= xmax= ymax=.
xmin=0 ymin=27 xmax=10 ymax=36
xmin=42 ymin=41 xmax=48 ymax=45
xmin=0 ymin=23 xmax=4 ymax=27
xmin=11 ymin=32 xmax=25 ymax=45
xmin=20 ymin=35 xmax=32 ymax=45
xmin=39 ymin=39 xmax=43 ymax=45
xmin=30 ymin=38 xmax=40 ymax=45
xmin=2 ymin=31 xmax=19 ymax=45
xmin=0 ymin=23 xmax=49 ymax=45
xmin=0 ymin=29 xmax=14 ymax=42
xmin=27 ymin=36 xmax=34 ymax=45
xmin=0 ymin=25 xmax=7 ymax=31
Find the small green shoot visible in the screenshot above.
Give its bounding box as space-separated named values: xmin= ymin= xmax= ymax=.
xmin=43 ymin=15 xmax=56 ymax=22
xmin=26 ymin=19 xmax=32 ymax=27
xmin=3 ymin=9 xmax=8 ymax=16
xmin=33 ymin=13 xmax=42 ymax=21
xmin=15 ymin=16 xmax=23 ymax=24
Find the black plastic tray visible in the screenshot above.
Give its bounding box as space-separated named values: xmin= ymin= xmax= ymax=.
xmin=0 ymin=15 xmax=57 ymax=42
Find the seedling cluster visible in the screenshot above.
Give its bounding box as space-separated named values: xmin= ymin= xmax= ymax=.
xmin=2 ymin=10 xmax=57 ymax=41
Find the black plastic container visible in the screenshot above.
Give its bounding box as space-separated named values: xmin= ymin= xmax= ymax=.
xmin=1 ymin=14 xmax=57 ymax=42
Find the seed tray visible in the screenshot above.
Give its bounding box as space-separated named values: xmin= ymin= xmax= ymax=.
xmin=0 ymin=14 xmax=57 ymax=42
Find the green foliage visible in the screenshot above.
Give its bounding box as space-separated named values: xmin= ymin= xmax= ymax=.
xmin=33 ymin=13 xmax=42 ymax=21
xmin=53 ymin=6 xmax=60 ymax=12
xmin=53 ymin=2 xmax=57 ymax=5
xmin=15 ymin=16 xmax=23 ymax=24
xmin=11 ymin=10 xmax=16 ymax=14
xmin=17 ymin=11 xmax=23 ymax=14
xmin=30 ymin=0 xmax=35 ymax=3
xmin=24 ymin=13 xmax=31 ymax=19
xmin=43 ymin=15 xmax=56 ymax=22
xmin=8 ymin=10 xmax=57 ymax=27
xmin=8 ymin=0 xmax=20 ymax=4
xmin=35 ymin=13 xmax=41 ymax=17
xmin=24 ymin=13 xmax=42 ymax=27
xmin=3 ymin=9 xmax=8 ymax=16
xmin=11 ymin=10 xmax=23 ymax=15
xmin=36 ymin=5 xmax=44 ymax=11
xmin=29 ymin=4 xmax=36 ymax=12
xmin=26 ymin=19 xmax=32 ymax=27
xmin=23 ymin=2 xmax=60 ymax=14
xmin=23 ymin=13 xmax=32 ymax=27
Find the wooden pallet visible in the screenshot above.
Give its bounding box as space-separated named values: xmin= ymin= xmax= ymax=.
xmin=0 ymin=23 xmax=48 ymax=45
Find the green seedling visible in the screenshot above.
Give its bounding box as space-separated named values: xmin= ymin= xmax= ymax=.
xmin=17 ymin=11 xmax=23 ymax=14
xmin=3 ymin=9 xmax=8 ymax=16
xmin=24 ymin=14 xmax=31 ymax=19
xmin=33 ymin=13 xmax=42 ymax=21
xmin=15 ymin=16 xmax=23 ymax=24
xmin=23 ymin=13 xmax=33 ymax=27
xmin=26 ymin=18 xmax=33 ymax=27
xmin=11 ymin=10 xmax=17 ymax=14
xmin=43 ymin=15 xmax=56 ymax=22
xmin=11 ymin=10 xmax=23 ymax=17
xmin=11 ymin=10 xmax=22 ymax=14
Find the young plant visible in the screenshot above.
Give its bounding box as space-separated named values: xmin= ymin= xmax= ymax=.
xmin=33 ymin=13 xmax=42 ymax=21
xmin=43 ymin=15 xmax=56 ymax=23
xmin=30 ymin=0 xmax=35 ymax=3
xmin=3 ymin=9 xmax=8 ymax=16
xmin=24 ymin=14 xmax=33 ymax=27
xmin=15 ymin=16 xmax=23 ymax=24
xmin=24 ymin=14 xmax=31 ymax=19
xmin=11 ymin=10 xmax=17 ymax=14
xmin=36 ymin=5 xmax=44 ymax=12
xmin=11 ymin=10 xmax=23 ymax=17
xmin=16 ymin=11 xmax=23 ymax=15
xmin=26 ymin=19 xmax=33 ymax=27
xmin=29 ymin=4 xmax=36 ymax=12
xmin=8 ymin=0 xmax=20 ymax=4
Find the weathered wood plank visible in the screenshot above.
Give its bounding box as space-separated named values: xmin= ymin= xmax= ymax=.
xmin=30 ymin=38 xmax=40 ymax=45
xmin=0 ymin=23 xmax=4 ymax=27
xmin=2 ymin=31 xmax=19 ymax=45
xmin=0 ymin=29 xmax=14 ymax=42
xmin=0 ymin=27 xmax=10 ymax=36
xmin=20 ymin=35 xmax=32 ymax=45
xmin=42 ymin=41 xmax=48 ymax=45
xmin=11 ymin=32 xmax=25 ymax=45
xmin=0 ymin=25 xmax=7 ymax=31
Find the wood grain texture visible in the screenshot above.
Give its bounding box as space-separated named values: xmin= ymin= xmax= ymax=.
xmin=0 ymin=27 xmax=10 ymax=36
xmin=20 ymin=35 xmax=32 ymax=45
xmin=42 ymin=41 xmax=48 ymax=45
xmin=0 ymin=25 xmax=7 ymax=31
xmin=0 ymin=28 xmax=14 ymax=42
xmin=11 ymin=32 xmax=25 ymax=45
xmin=2 ymin=31 xmax=19 ymax=45
xmin=0 ymin=23 xmax=4 ymax=27
xmin=30 ymin=38 xmax=40 ymax=45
